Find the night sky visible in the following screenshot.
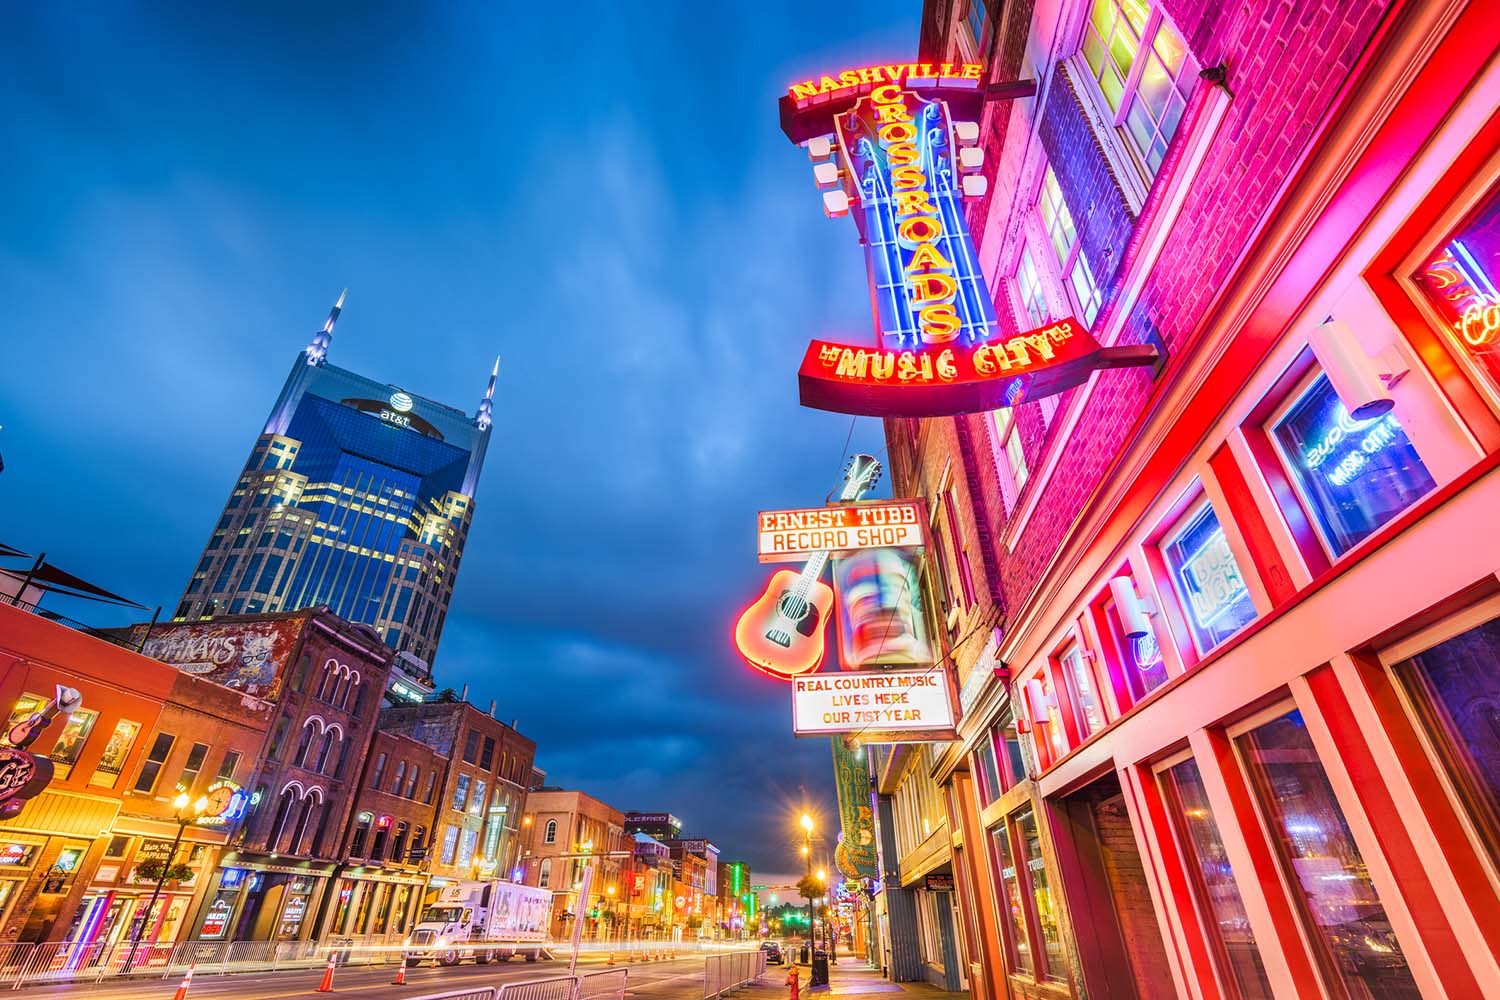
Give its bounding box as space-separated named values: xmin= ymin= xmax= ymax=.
xmin=0 ymin=2 xmax=917 ymax=880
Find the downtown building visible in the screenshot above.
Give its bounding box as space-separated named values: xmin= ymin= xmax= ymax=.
xmin=518 ymin=788 xmax=628 ymax=941
xmin=861 ymin=1 xmax=1500 ymax=999
xmin=172 ymin=293 xmax=497 ymax=684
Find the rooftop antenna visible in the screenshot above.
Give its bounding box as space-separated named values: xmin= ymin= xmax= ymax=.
xmin=476 ymin=355 xmax=499 ymax=430
xmin=305 ymin=288 xmax=346 ymax=367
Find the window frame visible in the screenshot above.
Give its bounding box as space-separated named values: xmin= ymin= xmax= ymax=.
xmin=1159 ymin=496 xmax=1257 ymax=657
xmin=1036 ymin=164 xmax=1103 ymax=325
xmin=1072 ymin=0 xmax=1199 ymax=194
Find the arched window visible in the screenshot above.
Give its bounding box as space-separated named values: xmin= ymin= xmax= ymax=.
xmin=333 ymin=737 xmax=351 ymax=780
xmin=268 ymin=786 xmax=298 ymax=851
xmin=340 ymin=672 xmax=361 ymax=711
xmin=404 ymin=766 xmax=420 ymax=799
xmin=291 ymin=794 xmax=318 ymax=854
xmin=390 ymin=760 xmax=406 ymax=795
xmin=291 ymin=653 xmax=314 ymax=692
xmin=543 ymin=820 xmax=557 ymax=844
xmin=391 ymin=822 xmax=409 ymax=865
xmin=539 ymin=858 xmax=552 ymax=888
xmin=370 ymin=753 xmax=387 ymax=790
xmin=332 ymin=673 xmax=350 ymax=708
xmin=293 ymin=719 xmax=323 ymax=768
xmin=413 ymin=826 xmax=427 ymax=863
xmin=315 ymin=729 xmax=339 ymax=774
xmin=370 ymin=817 xmax=390 ymax=863
xmin=316 ymin=660 xmax=338 ymax=701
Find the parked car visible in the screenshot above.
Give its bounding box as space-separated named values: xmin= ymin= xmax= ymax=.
xmin=760 ymin=941 xmax=784 ymax=964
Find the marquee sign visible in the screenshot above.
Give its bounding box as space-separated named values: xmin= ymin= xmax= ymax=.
xmin=791 ymin=669 xmax=957 ymax=741
xmin=757 ymin=499 xmax=927 ymax=562
xmin=781 ymin=64 xmax=1158 ymax=416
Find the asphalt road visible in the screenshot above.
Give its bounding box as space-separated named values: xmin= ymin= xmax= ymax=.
xmin=8 ymin=954 xmax=716 ymax=1000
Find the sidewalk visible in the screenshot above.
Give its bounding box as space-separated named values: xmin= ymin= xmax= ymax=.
xmin=741 ymin=961 xmax=967 ymax=1000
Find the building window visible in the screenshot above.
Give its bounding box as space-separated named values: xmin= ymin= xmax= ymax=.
xmin=453 ymin=774 xmax=471 ymax=812
xmin=1237 ymin=710 xmax=1420 ymax=998
xmin=1013 ymin=245 xmax=1049 ymax=329
xmin=34 ymin=706 xmax=98 ymax=781
xmin=458 ymin=829 xmax=478 ymax=868
xmin=990 ymin=822 xmax=1032 ymax=975
xmin=1270 ymin=373 xmax=1435 ymax=556
xmin=481 ymin=736 xmax=496 ymax=771
xmin=1163 ymin=500 xmax=1256 ymax=654
xmin=133 ymin=732 xmax=177 ymax=794
xmin=1014 ymin=810 xmax=1066 ymax=981
xmin=1160 ymin=758 xmax=1273 ymax=998
xmin=217 ymin=749 xmax=241 ymax=782
xmin=1103 ymin=593 xmax=1170 ymax=702
xmin=178 ymin=742 xmax=210 ymax=793
xmin=88 ymin=719 xmax=141 ymax=789
xmin=1038 ymin=165 xmax=1102 ymax=324
xmin=1058 ymin=641 xmax=1107 ymax=736
xmin=974 ymin=737 xmax=1002 ymax=808
xmin=351 ymin=814 xmax=373 ymax=858
xmin=1080 ymin=0 xmax=1197 ymax=176
xmin=370 ymin=753 xmax=387 ymax=791
xmin=405 ymin=766 xmax=420 ymax=799
xmin=993 ymin=408 xmax=1029 ymax=510
xmin=1392 ymin=613 xmax=1500 ymax=872
xmin=470 ymin=779 xmax=488 ymax=817
xmin=965 ymin=0 xmax=989 ymax=55
xmin=539 ymin=858 xmax=552 ymax=888
xmin=996 ymin=710 xmax=1027 ymax=786
xmin=440 ymin=825 xmax=459 ymax=866
xmin=544 ymin=819 xmax=558 ymax=845
xmin=463 ymin=729 xmax=480 ymax=765
xmin=424 ymin=771 xmax=437 ymax=804
xmin=1413 ymin=175 xmax=1500 ymax=399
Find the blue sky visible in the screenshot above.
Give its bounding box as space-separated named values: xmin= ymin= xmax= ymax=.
xmin=0 ymin=2 xmax=917 ymax=876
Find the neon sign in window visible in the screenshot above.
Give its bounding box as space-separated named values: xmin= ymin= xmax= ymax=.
xmin=1274 ymin=374 xmax=1434 ymax=556
xmin=1415 ymin=179 xmax=1500 ymax=393
xmin=1164 ymin=503 xmax=1255 ymax=653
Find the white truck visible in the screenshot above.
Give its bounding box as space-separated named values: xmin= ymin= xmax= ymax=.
xmin=405 ymin=880 xmax=553 ymax=966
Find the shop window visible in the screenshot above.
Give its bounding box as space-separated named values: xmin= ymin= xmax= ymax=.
xmin=974 ymin=737 xmax=1002 ymax=807
xmin=350 ymin=814 xmax=372 ymax=857
xmin=44 ymin=707 xmax=97 ymax=780
xmin=1391 ymin=614 xmax=1500 ymax=872
xmin=1059 ymin=641 xmax=1107 ymax=736
xmin=1270 ymin=373 xmax=1435 ymax=556
xmin=1414 ymin=177 xmax=1500 ymax=397
xmin=1014 ymin=810 xmax=1066 ymax=981
xmin=1080 ymin=0 xmax=1198 ymax=178
xmin=997 ymin=712 xmax=1027 ymax=786
xmin=1103 ymin=596 xmax=1170 ymax=701
xmin=1163 ymin=501 xmax=1256 ymax=654
xmin=1237 ymin=710 xmax=1421 ymax=998
xmin=1160 ymin=758 xmax=1273 ymax=999
xmin=1025 ymin=672 xmax=1070 ymax=767
xmin=88 ymin=718 xmax=141 ymax=789
xmin=990 ymin=822 xmax=1033 ymax=975
xmin=103 ymin=835 xmax=131 ymax=858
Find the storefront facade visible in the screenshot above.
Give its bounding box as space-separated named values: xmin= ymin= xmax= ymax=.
xmin=883 ymin=0 xmax=1500 ymax=997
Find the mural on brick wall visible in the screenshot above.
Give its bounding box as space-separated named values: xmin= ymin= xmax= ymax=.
xmin=135 ymin=618 xmax=304 ymax=698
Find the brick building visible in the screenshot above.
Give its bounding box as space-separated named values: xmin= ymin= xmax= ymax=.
xmin=862 ymin=1 xmax=1500 ymax=998
xmin=518 ymin=788 xmax=626 ymax=940
xmin=379 ymin=700 xmax=535 ymax=894
xmin=0 ymin=603 xmax=271 ymax=948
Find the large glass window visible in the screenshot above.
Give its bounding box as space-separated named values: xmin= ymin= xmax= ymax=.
xmin=1161 ymin=758 xmax=1273 ymax=999
xmin=991 ymin=822 xmax=1034 ymax=975
xmin=1080 ymin=0 xmax=1197 ymax=176
xmin=993 ymin=409 xmax=1028 ymax=511
xmin=1014 ymin=245 xmax=1048 ymax=329
xmin=133 ymin=732 xmax=176 ymax=794
xmin=1392 ymin=614 xmax=1500 ymax=871
xmin=1015 ymin=810 xmax=1066 ymax=980
xmin=1414 ymin=177 xmax=1500 ymax=397
xmin=1163 ymin=502 xmax=1257 ymax=654
xmin=1272 ymin=374 xmax=1435 ymax=556
xmin=975 ymin=738 xmax=1002 ymax=808
xmin=1237 ymin=710 xmax=1420 ymax=998
xmin=1038 ymin=166 xmax=1102 ymax=325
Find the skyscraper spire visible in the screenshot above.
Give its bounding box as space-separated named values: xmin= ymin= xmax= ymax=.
xmin=476 ymin=355 xmax=499 ymax=430
xmin=305 ymin=288 xmax=347 ymax=367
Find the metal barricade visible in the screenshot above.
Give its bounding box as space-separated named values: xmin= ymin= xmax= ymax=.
xmin=496 ymin=973 xmax=580 ymax=1000
xmin=578 ymin=968 xmax=630 ymax=1000
xmin=406 ymin=990 xmax=497 ymax=1000
xmin=703 ymin=950 xmax=767 ymax=999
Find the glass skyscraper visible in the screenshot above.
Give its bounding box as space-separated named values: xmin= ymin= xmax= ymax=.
xmin=174 ymin=292 xmax=495 ymax=667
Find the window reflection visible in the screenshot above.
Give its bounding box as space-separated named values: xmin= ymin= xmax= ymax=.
xmin=1237 ymin=710 xmax=1420 ymax=999
xmin=1394 ymin=615 xmax=1500 ymax=872
xmin=1015 ymin=810 xmax=1066 ymax=981
xmin=1162 ymin=759 xmax=1273 ymax=998
xmin=991 ymin=821 xmax=1033 ymax=974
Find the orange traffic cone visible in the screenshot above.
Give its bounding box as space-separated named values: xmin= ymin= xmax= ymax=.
xmin=171 ymin=963 xmax=195 ymax=1000
xmin=392 ymin=960 xmax=407 ymax=985
xmin=316 ymin=952 xmax=336 ymax=993
xmin=607 ymin=951 xmax=616 ymax=966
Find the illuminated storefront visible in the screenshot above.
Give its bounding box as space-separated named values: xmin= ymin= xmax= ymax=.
xmin=869 ymin=1 xmax=1500 ymax=999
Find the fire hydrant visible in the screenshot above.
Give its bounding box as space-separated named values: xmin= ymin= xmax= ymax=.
xmin=786 ymin=966 xmax=800 ymax=1000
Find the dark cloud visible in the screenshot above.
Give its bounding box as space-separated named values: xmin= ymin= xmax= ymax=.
xmin=0 ymin=1 xmax=916 ymax=873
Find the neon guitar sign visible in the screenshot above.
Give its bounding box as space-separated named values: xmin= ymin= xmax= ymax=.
xmin=735 ymin=455 xmax=883 ymax=680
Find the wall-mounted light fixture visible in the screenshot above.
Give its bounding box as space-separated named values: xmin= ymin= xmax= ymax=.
xmin=1306 ymin=319 xmax=1410 ymax=420
xmin=1109 ymin=576 xmax=1157 ymax=640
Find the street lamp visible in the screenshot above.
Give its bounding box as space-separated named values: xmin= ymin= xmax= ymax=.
xmin=800 ymin=815 xmax=815 ymax=961
xmin=124 ymin=791 xmax=208 ymax=973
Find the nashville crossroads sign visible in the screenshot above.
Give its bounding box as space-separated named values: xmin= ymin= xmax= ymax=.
xmin=758 ymin=499 xmax=927 ymax=562
xmin=781 ymin=63 xmax=1159 ymax=417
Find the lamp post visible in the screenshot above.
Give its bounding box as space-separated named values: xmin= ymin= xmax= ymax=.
xmin=800 ymin=815 xmax=815 ymax=962
xmin=123 ymin=792 xmax=207 ymax=973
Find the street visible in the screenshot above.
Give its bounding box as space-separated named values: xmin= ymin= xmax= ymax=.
xmin=9 ymin=954 xmax=705 ymax=1000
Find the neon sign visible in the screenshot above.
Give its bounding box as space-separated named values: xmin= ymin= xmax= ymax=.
xmin=781 ymin=66 xmax=1159 ymax=417
xmin=757 ymin=499 xmax=926 ymax=562
xmin=799 ymin=317 xmax=1159 ymax=417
